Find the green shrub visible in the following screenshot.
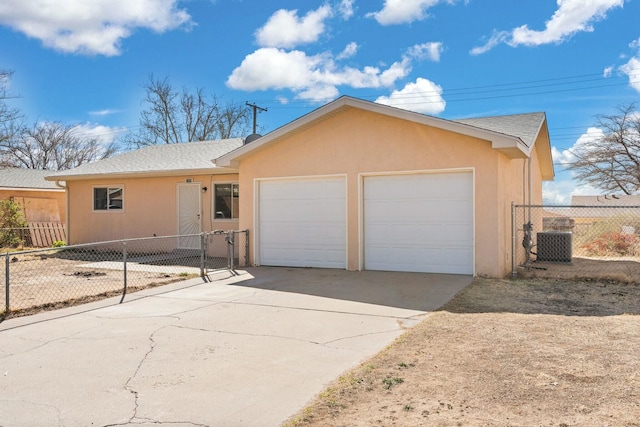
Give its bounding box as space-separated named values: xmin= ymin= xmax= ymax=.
xmin=0 ymin=199 xmax=27 ymax=248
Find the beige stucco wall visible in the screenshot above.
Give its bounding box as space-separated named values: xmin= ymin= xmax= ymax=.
xmin=495 ymin=129 xmax=548 ymax=275
xmin=235 ymin=108 xmax=541 ymax=278
xmin=65 ymin=173 xmax=239 ymax=244
xmin=0 ymin=189 xmax=66 ymax=223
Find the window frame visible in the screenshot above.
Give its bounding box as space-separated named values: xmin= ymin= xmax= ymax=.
xmin=212 ymin=182 xmax=239 ymax=221
xmin=92 ymin=185 xmax=125 ymax=212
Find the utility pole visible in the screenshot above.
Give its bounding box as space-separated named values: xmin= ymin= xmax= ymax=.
xmin=246 ymin=102 xmax=267 ymax=134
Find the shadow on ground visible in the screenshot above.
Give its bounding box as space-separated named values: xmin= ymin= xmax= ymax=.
xmin=231 ymin=267 xmax=473 ymax=312
xmin=439 ymin=277 xmax=640 ymax=317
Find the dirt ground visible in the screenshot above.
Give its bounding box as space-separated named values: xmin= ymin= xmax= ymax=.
xmin=1 ymin=250 xmax=201 ymax=316
xmin=519 ymin=256 xmax=640 ymax=283
xmin=285 ymin=277 xmax=640 ymax=427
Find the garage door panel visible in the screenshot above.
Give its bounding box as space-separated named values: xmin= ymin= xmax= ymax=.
xmin=259 ymin=178 xmax=346 ymax=269
xmin=366 ymin=247 xmax=472 ymax=274
xmin=364 ymin=172 xmax=473 ymax=275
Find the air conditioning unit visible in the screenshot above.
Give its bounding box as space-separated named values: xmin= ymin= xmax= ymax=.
xmin=536 ymin=232 xmax=572 ymax=263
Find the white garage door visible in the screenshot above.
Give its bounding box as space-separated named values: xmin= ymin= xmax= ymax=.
xmin=364 ymin=172 xmax=473 ymax=274
xmin=258 ymin=177 xmax=347 ymax=268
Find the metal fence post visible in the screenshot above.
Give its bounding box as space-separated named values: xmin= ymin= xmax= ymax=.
xmin=120 ymin=241 xmax=128 ymax=303
xmin=200 ymin=233 xmax=206 ymax=280
xmin=245 ymin=229 xmax=249 ymax=268
xmin=226 ymin=231 xmax=235 ymax=271
xmin=511 ymin=202 xmax=517 ymax=278
xmin=4 ymin=253 xmax=9 ymax=313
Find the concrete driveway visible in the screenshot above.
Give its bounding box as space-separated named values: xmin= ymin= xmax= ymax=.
xmin=0 ymin=267 xmax=471 ymax=427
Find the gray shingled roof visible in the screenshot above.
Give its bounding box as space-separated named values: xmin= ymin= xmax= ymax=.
xmin=0 ymin=168 xmax=63 ymax=190
xmin=46 ymin=139 xmax=243 ymax=180
xmin=454 ymin=112 xmax=546 ymax=148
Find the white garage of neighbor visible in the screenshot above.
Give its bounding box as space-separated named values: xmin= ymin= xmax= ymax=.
xmin=257 ymin=176 xmax=347 ymax=268
xmin=362 ymin=171 xmax=474 ymax=275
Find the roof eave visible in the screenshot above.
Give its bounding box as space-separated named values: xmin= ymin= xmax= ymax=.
xmin=536 ymin=118 xmax=555 ymax=181
xmin=492 ymin=136 xmax=530 ymax=159
xmin=0 ymin=186 xmax=64 ymax=192
xmin=46 ymin=166 xmax=238 ymax=182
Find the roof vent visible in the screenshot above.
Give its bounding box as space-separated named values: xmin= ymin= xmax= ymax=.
xmin=244 ymin=133 xmax=262 ymax=145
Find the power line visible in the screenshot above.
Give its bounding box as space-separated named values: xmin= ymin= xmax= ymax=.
xmin=247 ymin=70 xmax=640 ymax=108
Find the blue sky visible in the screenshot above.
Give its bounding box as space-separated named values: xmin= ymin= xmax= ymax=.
xmin=1 ymin=0 xmax=639 ymax=203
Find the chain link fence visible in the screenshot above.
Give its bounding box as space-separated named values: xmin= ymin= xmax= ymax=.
xmin=1 ymin=230 xmax=249 ymax=318
xmin=513 ymin=204 xmax=640 ymax=282
xmin=1 ymin=223 xmax=67 ymax=250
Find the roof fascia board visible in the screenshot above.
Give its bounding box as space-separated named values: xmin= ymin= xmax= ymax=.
xmin=535 ymin=118 xmax=555 ymax=181
xmin=0 ymin=186 xmax=64 ymax=192
xmin=46 ymin=166 xmax=238 ymax=182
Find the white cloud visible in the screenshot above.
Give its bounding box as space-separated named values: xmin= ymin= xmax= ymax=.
xmin=337 ymin=42 xmax=359 ymax=60
xmin=620 ymin=56 xmax=640 ymax=93
xmin=71 ymin=123 xmax=127 ymax=145
xmin=603 ymin=66 xmax=613 ymax=78
xmin=471 ymin=0 xmax=623 ymax=55
xmin=406 ymin=42 xmax=443 ymax=62
xmin=0 ymin=0 xmax=191 ymax=56
xmin=553 ymin=127 xmax=605 ymax=165
xmin=88 ymin=109 xmax=120 ymax=117
xmin=470 ymin=30 xmax=509 ymax=55
xmin=368 ymin=0 xmax=444 ymax=25
xmin=375 ymin=78 xmax=446 ymax=114
xmin=338 ymin=0 xmax=355 ymax=20
xmin=254 ymin=5 xmax=332 ymax=49
xmin=227 ymin=48 xmax=328 ymax=92
xmin=542 ymin=180 xmax=598 ymax=204
xmin=544 ymin=127 xmax=606 ymax=203
xmin=226 ymin=48 xmax=413 ymax=102
xmin=616 ymin=37 xmax=640 ymax=93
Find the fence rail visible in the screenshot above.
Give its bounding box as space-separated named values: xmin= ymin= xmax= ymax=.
xmin=0 ymin=222 xmax=66 ymax=249
xmin=1 ymin=230 xmax=249 ymax=318
xmin=513 ymin=204 xmax=640 ymax=282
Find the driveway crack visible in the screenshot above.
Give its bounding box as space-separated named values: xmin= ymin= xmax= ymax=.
xmin=122 ymin=326 xmax=161 ymax=424
xmin=322 ymin=328 xmax=404 ymax=346
xmin=170 ymin=324 xmax=323 ymax=345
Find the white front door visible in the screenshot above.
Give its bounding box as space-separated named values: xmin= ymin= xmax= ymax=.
xmin=258 ymin=177 xmax=347 ymax=268
xmin=177 ymin=183 xmax=202 ymax=249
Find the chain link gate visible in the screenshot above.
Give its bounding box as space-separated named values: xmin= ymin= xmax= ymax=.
xmin=2 ymin=230 xmax=249 ymax=317
xmin=512 ymin=203 xmax=640 ymax=281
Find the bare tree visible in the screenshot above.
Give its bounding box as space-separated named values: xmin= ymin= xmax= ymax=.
xmin=126 ymin=75 xmax=251 ymax=147
xmin=0 ymin=69 xmax=23 ymax=145
xmin=0 ymin=121 xmax=118 ymax=170
xmin=566 ymin=104 xmax=640 ymax=195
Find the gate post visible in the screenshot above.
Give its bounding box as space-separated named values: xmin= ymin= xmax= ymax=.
xmin=200 ymin=233 xmax=207 ymax=280
xmin=4 ymin=253 xmax=9 ymax=313
xmin=244 ymin=230 xmax=249 ymax=268
xmin=226 ymin=231 xmax=235 ymax=271
xmin=120 ymin=241 xmax=128 ymax=303
xmin=511 ymin=202 xmax=517 ymax=278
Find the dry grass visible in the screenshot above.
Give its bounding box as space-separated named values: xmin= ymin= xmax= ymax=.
xmin=285 ymin=277 xmax=640 ymax=427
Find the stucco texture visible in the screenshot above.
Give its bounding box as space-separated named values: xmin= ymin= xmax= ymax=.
xmin=65 ymin=174 xmax=239 ymax=244
xmin=236 ymin=108 xmax=547 ymax=278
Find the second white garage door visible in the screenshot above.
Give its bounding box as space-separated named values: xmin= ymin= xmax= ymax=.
xmin=258 ymin=177 xmax=347 ymax=268
xmin=364 ymin=172 xmax=474 ymax=275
